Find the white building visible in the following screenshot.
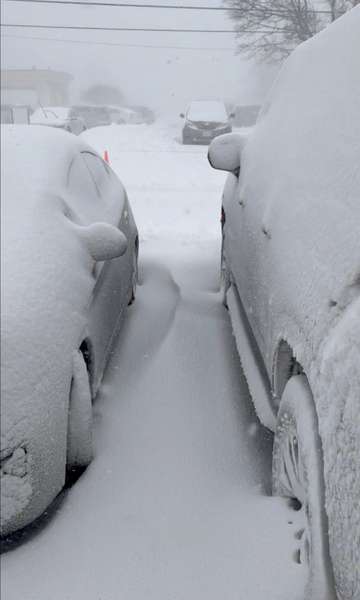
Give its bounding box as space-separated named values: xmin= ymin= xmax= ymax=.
xmin=1 ymin=68 xmax=72 ymax=108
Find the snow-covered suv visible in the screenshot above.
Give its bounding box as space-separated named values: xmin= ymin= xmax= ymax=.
xmin=208 ymin=8 xmax=360 ymax=600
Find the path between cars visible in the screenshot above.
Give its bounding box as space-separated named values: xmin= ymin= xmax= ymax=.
xmin=2 ymin=121 xmax=305 ymax=600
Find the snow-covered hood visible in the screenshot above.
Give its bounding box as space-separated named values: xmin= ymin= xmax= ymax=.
xmin=31 ymin=108 xmax=70 ymax=128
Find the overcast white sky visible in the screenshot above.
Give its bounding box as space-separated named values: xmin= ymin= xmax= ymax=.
xmin=1 ymin=0 xmax=277 ymax=112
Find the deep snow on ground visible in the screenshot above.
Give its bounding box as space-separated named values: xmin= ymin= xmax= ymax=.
xmin=2 ymin=121 xmax=305 ymax=599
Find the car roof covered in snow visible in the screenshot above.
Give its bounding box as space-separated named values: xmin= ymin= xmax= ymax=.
xmin=1 ymin=124 xmax=88 ymax=191
xmin=1 ymin=124 xmax=96 ymax=285
xmin=252 ymin=6 xmax=360 ymax=206
xmin=187 ymin=100 xmax=228 ymax=122
xmin=242 ymin=6 xmax=360 ymax=294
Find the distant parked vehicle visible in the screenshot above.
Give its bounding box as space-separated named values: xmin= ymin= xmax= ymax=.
xmin=1 ymin=125 xmax=139 ymax=536
xmin=106 ymin=106 xmax=126 ymax=125
xmin=31 ymin=107 xmax=86 ymax=135
xmin=114 ymin=106 xmax=144 ymax=125
xmin=105 ymin=105 xmax=141 ymax=125
xmin=1 ymin=104 xmax=31 ymax=124
xmin=130 ymin=105 xmax=155 ymax=124
xmin=70 ymin=105 xmax=112 ymax=129
xmin=180 ymin=100 xmax=233 ymax=145
xmin=208 ymin=8 xmax=359 ymax=600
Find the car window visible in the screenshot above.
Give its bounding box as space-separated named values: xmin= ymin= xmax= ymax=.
xmin=71 ymin=151 xmax=125 ymax=225
xmin=67 ymin=154 xmax=103 ymax=222
xmin=82 ymin=152 xmax=111 ymax=195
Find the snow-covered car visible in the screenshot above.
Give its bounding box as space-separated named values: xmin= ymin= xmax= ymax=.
xmin=208 ymin=9 xmax=359 ymax=600
xmin=104 ymin=105 xmax=142 ymax=125
xmin=180 ymin=100 xmax=232 ymax=145
xmin=1 ymin=125 xmax=139 ymax=536
xmin=70 ymin=105 xmax=112 ymax=130
xmin=31 ymin=107 xmax=86 ymax=135
xmin=129 ymin=105 xmax=155 ymax=124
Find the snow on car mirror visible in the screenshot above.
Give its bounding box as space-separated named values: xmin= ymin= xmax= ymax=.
xmin=78 ymin=222 xmax=128 ymax=262
xmin=208 ymin=133 xmax=243 ymax=175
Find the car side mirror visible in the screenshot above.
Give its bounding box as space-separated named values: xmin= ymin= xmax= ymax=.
xmin=179 ymin=113 xmax=185 ymax=118
xmin=78 ymin=222 xmax=128 ymax=261
xmin=229 ymin=112 xmax=235 ymax=119
xmin=208 ymin=133 xmax=243 ymax=175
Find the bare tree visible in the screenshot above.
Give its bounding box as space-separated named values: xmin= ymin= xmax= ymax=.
xmin=225 ymin=0 xmax=358 ymax=61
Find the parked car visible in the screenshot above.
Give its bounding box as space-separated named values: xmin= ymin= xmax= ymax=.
xmin=1 ymin=104 xmax=31 ymax=125
xmin=130 ymin=105 xmax=155 ymax=124
xmin=105 ymin=105 xmax=141 ymax=125
xmin=112 ymin=106 xmax=145 ymax=125
xmin=70 ymin=105 xmax=112 ymax=129
xmin=180 ymin=100 xmax=233 ymax=145
xmin=1 ymin=125 xmax=139 ymax=536
xmin=208 ymin=8 xmax=359 ymax=600
xmin=31 ymin=107 xmax=86 ymax=135
xmin=105 ymin=105 xmax=127 ymax=125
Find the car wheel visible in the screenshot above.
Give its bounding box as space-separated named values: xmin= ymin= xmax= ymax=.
xmin=128 ymin=248 xmax=138 ymax=306
xmin=66 ymin=350 xmax=93 ymax=469
xmin=272 ymin=375 xmax=336 ymax=600
xmin=220 ymin=242 xmax=231 ymax=308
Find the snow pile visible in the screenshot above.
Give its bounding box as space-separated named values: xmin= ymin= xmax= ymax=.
xmin=238 ymin=8 xmax=360 ymax=599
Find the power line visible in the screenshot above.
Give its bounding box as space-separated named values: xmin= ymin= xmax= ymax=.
xmin=3 ymin=0 xmax=333 ymax=14
xmin=2 ymin=23 xmax=290 ymax=33
xmin=2 ymin=33 xmax=236 ymax=50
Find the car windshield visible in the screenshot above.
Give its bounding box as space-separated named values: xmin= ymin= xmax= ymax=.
xmin=187 ymin=101 xmax=228 ymax=122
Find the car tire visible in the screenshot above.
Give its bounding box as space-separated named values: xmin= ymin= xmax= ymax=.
xmin=66 ymin=350 xmax=93 ymax=469
xmin=272 ymin=375 xmax=336 ymax=600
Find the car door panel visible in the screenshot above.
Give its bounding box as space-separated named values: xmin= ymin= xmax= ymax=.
xmin=67 ymin=152 xmax=135 ymax=391
xmin=232 ymin=157 xmax=270 ymax=367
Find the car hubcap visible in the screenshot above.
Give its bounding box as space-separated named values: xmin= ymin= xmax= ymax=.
xmin=278 ymin=427 xmax=312 ymax=568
